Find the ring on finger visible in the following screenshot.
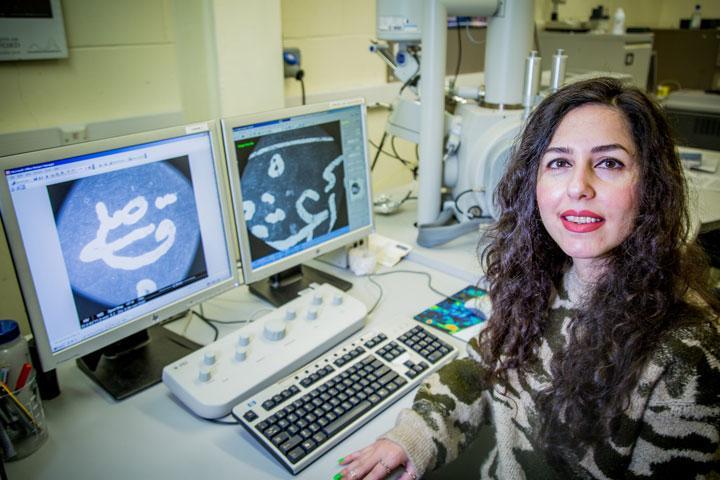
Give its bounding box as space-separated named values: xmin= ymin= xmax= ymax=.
xmin=406 ymin=471 xmax=417 ymax=480
xmin=349 ymin=469 xmax=357 ymax=479
xmin=379 ymin=459 xmax=392 ymax=476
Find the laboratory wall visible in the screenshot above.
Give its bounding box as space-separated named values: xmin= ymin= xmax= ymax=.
xmin=0 ymin=0 xmax=181 ymax=134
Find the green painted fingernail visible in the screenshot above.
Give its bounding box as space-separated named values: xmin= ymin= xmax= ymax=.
xmin=338 ymin=457 xmax=345 ymax=464
xmin=333 ymin=473 xmax=343 ymax=480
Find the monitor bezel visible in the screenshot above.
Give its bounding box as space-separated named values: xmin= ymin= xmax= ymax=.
xmin=221 ymin=98 xmax=374 ymax=284
xmin=0 ymin=121 xmax=241 ymax=371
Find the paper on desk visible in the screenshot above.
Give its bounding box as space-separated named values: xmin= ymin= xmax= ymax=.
xmin=368 ymin=233 xmax=412 ymax=267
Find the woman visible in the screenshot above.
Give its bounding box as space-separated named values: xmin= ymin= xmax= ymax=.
xmin=336 ymin=78 xmax=720 ymax=479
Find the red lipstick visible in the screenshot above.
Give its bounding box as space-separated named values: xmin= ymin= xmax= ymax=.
xmin=560 ymin=210 xmax=604 ymax=233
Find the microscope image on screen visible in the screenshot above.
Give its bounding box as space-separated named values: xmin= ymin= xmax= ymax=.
xmin=48 ymin=156 xmax=208 ymax=328
xmin=236 ymin=122 xmax=349 ymax=261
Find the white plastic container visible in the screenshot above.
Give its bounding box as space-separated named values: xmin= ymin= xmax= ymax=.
xmin=0 ymin=320 xmax=32 ymax=389
xmin=612 ymin=8 xmax=626 ymax=35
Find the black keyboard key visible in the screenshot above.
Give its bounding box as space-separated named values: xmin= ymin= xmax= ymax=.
xmin=262 ymin=399 xmax=275 ymax=411
xmin=264 ymin=425 xmax=281 ymax=439
xmin=256 ymin=420 xmax=269 ymax=431
xmin=243 ymin=410 xmax=258 ymax=422
xmin=287 ymin=424 xmax=300 ymax=435
xmin=280 ymin=435 xmax=303 ymax=453
xmin=312 ymin=431 xmax=327 ymax=444
xmin=301 ymin=438 xmax=317 ymax=452
xmin=272 ymin=431 xmax=290 ymax=446
xmin=428 ymin=351 xmax=443 ymax=363
xmin=406 ymin=369 xmax=418 ymax=379
xmin=378 ymin=371 xmax=398 ymax=386
xmin=323 ymin=400 xmax=373 ymax=436
xmin=287 ymin=446 xmax=306 ymax=463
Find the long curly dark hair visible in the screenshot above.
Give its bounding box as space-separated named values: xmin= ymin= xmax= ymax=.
xmin=478 ymin=77 xmax=719 ymax=464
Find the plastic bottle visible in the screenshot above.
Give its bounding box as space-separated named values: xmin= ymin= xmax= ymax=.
xmin=690 ymin=4 xmax=702 ymax=29
xmin=0 ymin=320 xmax=32 ymax=390
xmin=612 ymin=7 xmax=626 ymax=35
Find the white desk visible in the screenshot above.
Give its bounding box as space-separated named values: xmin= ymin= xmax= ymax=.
xmin=7 ymin=260 xmax=471 ymax=480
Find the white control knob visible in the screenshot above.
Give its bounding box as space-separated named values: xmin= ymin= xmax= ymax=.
xmin=198 ymin=366 xmax=211 ymax=382
xmin=203 ymin=351 xmax=216 ymax=365
xmin=235 ymin=347 xmax=247 ymax=361
xmin=312 ymin=294 xmax=323 ymax=305
xmin=306 ymin=308 xmax=319 ymax=321
xmin=263 ymin=319 xmax=286 ymax=341
xmin=237 ymin=334 xmax=250 ymax=346
xmin=285 ymin=309 xmax=297 ymax=321
xmin=332 ymin=294 xmax=343 ymax=305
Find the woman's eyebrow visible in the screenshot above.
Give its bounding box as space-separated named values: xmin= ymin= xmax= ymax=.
xmin=591 ymin=143 xmax=630 ymax=154
xmin=543 ymin=144 xmax=630 ymax=155
xmin=544 ymin=146 xmax=572 ymax=154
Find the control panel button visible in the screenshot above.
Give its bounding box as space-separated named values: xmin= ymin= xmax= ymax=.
xmin=285 ymin=309 xmax=297 ymax=321
xmin=203 ymin=351 xmax=216 ymax=365
xmin=198 ymin=366 xmax=211 ymax=382
xmin=237 ymin=334 xmax=250 ymax=346
xmin=235 ymin=347 xmax=247 ymax=361
xmin=311 ymin=294 xmax=323 ymax=306
xmin=264 ymin=319 xmax=287 ymax=341
xmin=306 ymin=308 xmax=318 ymax=321
xmin=332 ymin=294 xmax=343 ymax=305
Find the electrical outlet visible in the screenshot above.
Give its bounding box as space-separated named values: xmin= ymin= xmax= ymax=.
xmin=60 ymin=125 xmax=88 ymax=145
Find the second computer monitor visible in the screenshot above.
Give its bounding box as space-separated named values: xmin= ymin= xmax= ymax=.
xmin=222 ymin=99 xmax=373 ymax=306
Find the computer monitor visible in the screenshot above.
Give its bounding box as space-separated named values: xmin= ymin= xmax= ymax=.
xmin=0 ymin=122 xmax=239 ymax=399
xmin=222 ymin=99 xmax=373 ymax=306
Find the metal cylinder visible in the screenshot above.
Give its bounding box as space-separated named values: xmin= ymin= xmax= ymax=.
xmin=550 ymin=48 xmax=568 ymax=92
xmin=484 ymin=0 xmax=534 ymax=106
xmin=522 ymin=50 xmax=542 ymax=109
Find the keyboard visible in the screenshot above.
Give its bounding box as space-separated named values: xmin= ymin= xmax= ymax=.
xmin=232 ymin=320 xmax=459 ymax=474
xmin=162 ymin=284 xmax=367 ymax=419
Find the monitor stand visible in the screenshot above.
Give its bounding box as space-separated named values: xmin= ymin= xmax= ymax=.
xmin=76 ymin=324 xmax=200 ymax=401
xmin=249 ymin=264 xmax=352 ymax=307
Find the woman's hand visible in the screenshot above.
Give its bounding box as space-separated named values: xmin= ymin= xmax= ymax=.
xmin=334 ymin=439 xmax=418 ymax=480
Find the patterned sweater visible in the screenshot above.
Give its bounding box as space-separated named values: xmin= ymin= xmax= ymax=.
xmin=382 ymin=271 xmax=720 ymax=479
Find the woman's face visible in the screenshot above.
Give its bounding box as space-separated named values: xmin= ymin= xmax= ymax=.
xmin=536 ymin=104 xmax=639 ymax=275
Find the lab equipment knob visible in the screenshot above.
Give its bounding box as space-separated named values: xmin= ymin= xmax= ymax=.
xmin=203 ymin=351 xmax=216 ymax=365
xmin=198 ymin=366 xmax=211 ymax=382
xmin=306 ymin=308 xmax=319 ymax=321
xmin=285 ymin=309 xmax=297 ymax=321
xmin=237 ymin=334 xmax=250 ymax=347
xmin=311 ymin=294 xmax=323 ymax=306
xmin=332 ymin=294 xmax=343 ymax=306
xmin=235 ymin=347 xmax=247 ymax=362
xmin=263 ymin=319 xmax=286 ymax=341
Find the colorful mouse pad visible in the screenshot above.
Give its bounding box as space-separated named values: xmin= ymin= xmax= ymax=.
xmin=414 ymin=286 xmax=490 ymax=336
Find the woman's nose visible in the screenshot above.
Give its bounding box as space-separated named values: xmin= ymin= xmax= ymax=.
xmin=567 ymin=164 xmax=595 ymax=200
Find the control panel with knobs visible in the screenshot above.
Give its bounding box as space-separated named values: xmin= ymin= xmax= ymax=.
xmin=162 ymin=284 xmax=367 ymax=419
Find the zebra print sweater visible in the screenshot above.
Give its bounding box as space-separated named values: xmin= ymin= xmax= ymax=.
xmin=382 ymin=270 xmax=720 ymax=479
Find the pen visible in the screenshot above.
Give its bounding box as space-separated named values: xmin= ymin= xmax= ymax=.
xmin=0 ymin=381 xmax=36 ymax=427
xmin=14 ymin=363 xmax=32 ymax=390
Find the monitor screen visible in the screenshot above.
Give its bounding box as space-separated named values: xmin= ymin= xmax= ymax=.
xmin=222 ymin=99 xmax=373 ymax=305
xmin=0 ymin=122 xmax=239 ymax=375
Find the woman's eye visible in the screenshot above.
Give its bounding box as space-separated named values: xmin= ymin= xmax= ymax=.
xmin=596 ymin=158 xmax=625 ymax=169
xmin=547 ymin=158 xmax=571 ymax=169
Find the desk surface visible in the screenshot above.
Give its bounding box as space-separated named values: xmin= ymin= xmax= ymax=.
xmin=7 ymin=260 xmax=470 ymax=480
